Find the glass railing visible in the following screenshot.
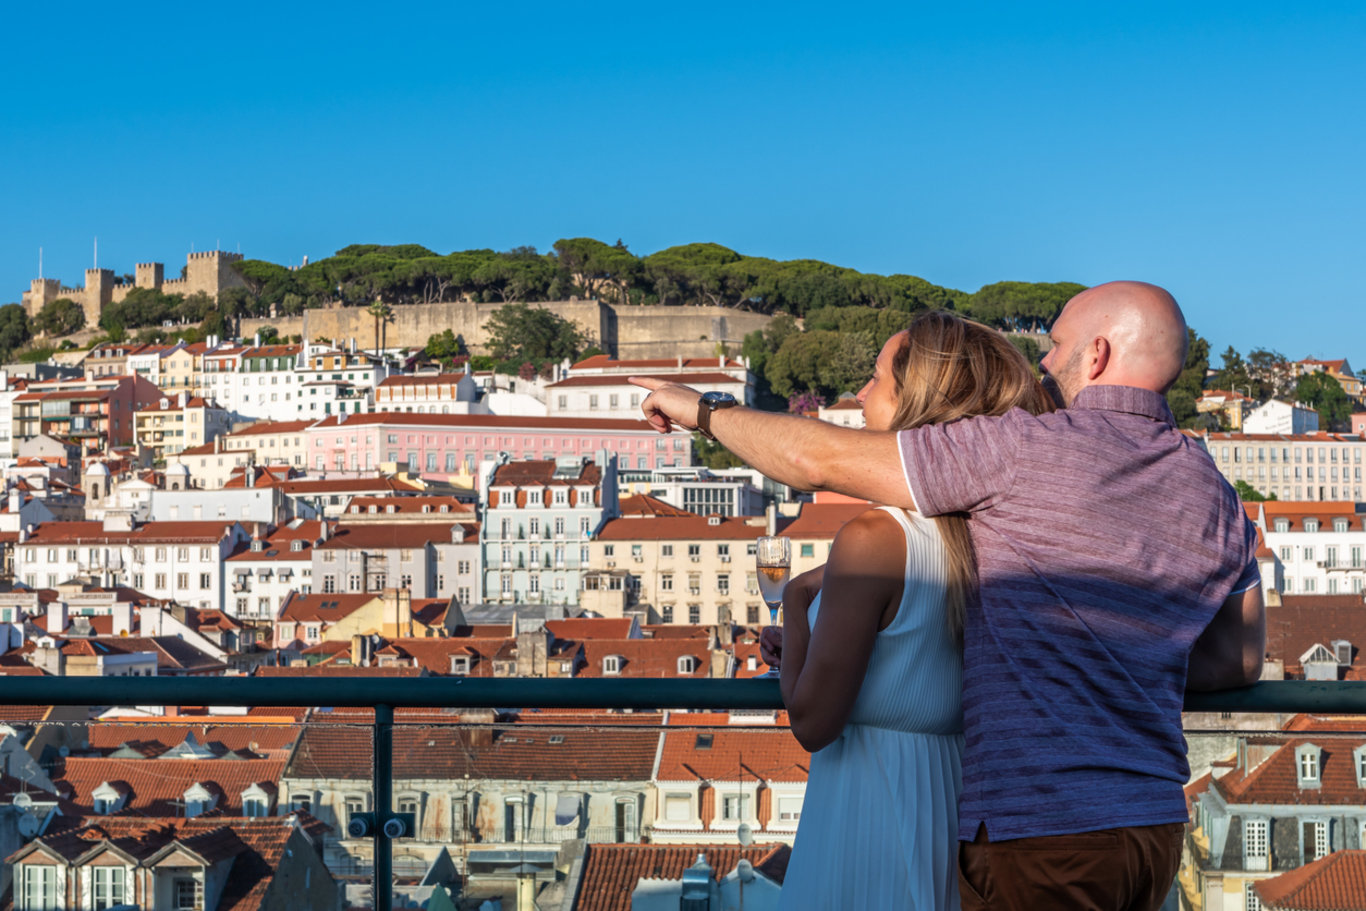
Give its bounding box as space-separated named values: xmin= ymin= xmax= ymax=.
xmin=1 ymin=678 xmax=1364 ymax=911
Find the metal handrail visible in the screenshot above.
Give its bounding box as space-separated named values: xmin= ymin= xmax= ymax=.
xmin=3 ymin=676 xmax=1364 ymax=911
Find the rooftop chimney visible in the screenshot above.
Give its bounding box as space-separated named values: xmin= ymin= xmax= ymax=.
xmin=46 ymin=601 xmax=68 ymax=636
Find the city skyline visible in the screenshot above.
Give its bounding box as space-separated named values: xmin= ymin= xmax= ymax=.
xmin=3 ymin=1 xmax=1363 ymax=360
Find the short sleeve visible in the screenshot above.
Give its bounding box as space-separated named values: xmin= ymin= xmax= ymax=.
xmin=1230 ymin=516 xmax=1262 ymax=594
xmin=898 ymin=410 xmax=1027 ymax=517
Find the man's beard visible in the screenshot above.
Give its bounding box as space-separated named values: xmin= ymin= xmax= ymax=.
xmin=1040 ymin=373 xmax=1066 ymax=409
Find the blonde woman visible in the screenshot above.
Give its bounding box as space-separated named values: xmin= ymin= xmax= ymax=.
xmin=771 ymin=311 xmax=1054 ymax=910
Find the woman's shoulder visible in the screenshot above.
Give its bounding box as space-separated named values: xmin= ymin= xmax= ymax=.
xmin=832 ymin=508 xmax=909 ymax=574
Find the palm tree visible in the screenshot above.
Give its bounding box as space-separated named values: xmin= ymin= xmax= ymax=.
xmin=367 ymin=299 xmax=394 ymax=358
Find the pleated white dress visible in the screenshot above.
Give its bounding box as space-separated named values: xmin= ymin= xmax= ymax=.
xmin=778 ymin=508 xmax=964 ymax=911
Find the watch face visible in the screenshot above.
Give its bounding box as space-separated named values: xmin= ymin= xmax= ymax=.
xmin=702 ymin=392 xmax=737 ymax=406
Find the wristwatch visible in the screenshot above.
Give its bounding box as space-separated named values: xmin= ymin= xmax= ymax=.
xmin=696 ymin=391 xmax=739 ymax=441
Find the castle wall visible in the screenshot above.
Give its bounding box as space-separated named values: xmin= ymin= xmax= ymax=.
xmin=21 ymin=251 xmax=245 ymax=325
xmin=241 ymin=299 xmax=776 ymax=360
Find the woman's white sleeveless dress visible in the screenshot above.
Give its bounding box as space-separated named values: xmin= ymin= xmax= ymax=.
xmin=778 ymin=508 xmax=964 ymax=910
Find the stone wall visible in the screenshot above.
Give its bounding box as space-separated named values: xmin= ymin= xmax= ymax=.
xmin=241 ymin=299 xmax=777 ymax=360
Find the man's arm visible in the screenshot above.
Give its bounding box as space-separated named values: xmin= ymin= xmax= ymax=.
xmin=630 ymin=377 xmax=913 ymax=507
xmin=1186 ymin=585 xmax=1266 ymax=691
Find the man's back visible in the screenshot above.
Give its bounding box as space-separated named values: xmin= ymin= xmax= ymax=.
xmin=900 ymin=385 xmax=1260 ymax=839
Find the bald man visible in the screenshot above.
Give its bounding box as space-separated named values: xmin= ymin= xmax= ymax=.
xmin=633 ymin=282 xmax=1264 ymax=911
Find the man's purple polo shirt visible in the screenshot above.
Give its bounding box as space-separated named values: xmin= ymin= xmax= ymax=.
xmin=898 ymin=385 xmax=1259 ymax=841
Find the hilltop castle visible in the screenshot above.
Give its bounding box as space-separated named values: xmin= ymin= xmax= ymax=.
xmin=23 ymin=250 xmax=246 ymax=327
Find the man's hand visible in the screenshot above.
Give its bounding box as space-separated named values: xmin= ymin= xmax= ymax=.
xmin=759 ymin=626 xmax=783 ymax=669
xmin=629 ymin=377 xmax=703 ymax=434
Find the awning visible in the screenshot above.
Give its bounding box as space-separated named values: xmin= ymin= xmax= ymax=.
xmin=555 ymin=793 xmax=580 ymax=826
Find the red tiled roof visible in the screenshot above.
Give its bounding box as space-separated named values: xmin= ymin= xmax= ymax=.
xmin=57 ymin=756 xmax=286 ymax=815
xmin=617 ymin=494 xmax=696 ymax=518
xmin=240 ymin=344 xmax=302 ymax=358
xmin=576 ymin=843 xmax=789 ymax=911
xmin=342 ymin=495 xmax=474 ymax=516
xmin=1266 ymin=598 xmax=1366 ymax=677
xmin=137 ymin=396 xmax=215 ymax=413
xmin=656 ymin=727 xmax=808 ymax=783
xmin=596 ymin=515 xmax=777 ymax=542
xmin=546 ymin=618 xmax=637 ymax=640
xmin=278 ymin=593 xmax=375 ymax=623
xmin=322 ymin=412 xmax=660 ymax=431
xmin=0 ymin=704 xmax=54 ymax=723
xmin=368 ymin=637 xmax=511 ymax=676
xmin=781 ymin=502 xmax=871 ymax=538
xmin=569 ymin=354 xmax=747 ymax=371
xmin=571 ymin=638 xmax=711 ymax=679
xmin=548 ymin=372 xmax=743 ymax=389
xmin=1213 ymin=735 xmax=1366 ymax=805
xmin=254 ymin=665 xmax=424 ymax=678
xmin=286 ymin=719 xmax=660 ymax=781
xmin=1255 ymin=848 xmax=1366 ymax=910
xmin=318 ymin=522 xmax=461 ymax=550
xmin=226 ymin=419 xmax=316 ymax=437
xmin=87 ymin=723 xmax=301 ymax=757
xmin=20 ymin=521 xmax=234 ymax=544
xmin=277 ymin=476 xmax=425 ymax=495
xmin=377 ymin=373 xmax=469 ymax=387
xmin=226 ymin=521 xmax=327 ymax=562
xmin=1202 ymin=432 xmax=1362 ymax=442
xmin=491 ymin=459 xmax=603 ymax=487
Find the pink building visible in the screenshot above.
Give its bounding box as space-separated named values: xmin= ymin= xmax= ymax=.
xmin=304 ymin=412 xmax=691 ymax=477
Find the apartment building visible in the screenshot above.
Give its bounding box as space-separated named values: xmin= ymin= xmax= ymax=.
xmin=304 ymin=411 xmax=688 ymax=480
xmin=1197 ymin=431 xmax=1366 ymax=501
xmin=224 ymin=520 xmax=329 ymax=619
xmin=547 ymin=371 xmax=749 ymax=420
xmin=1251 ymin=502 xmax=1366 ymax=596
xmin=14 ymin=375 xmax=163 ymax=450
xmin=296 ymin=345 xmax=385 ymax=418
xmin=133 ymin=393 xmax=232 ymax=463
xmin=374 ymin=370 xmax=484 ymax=415
xmin=14 ymin=520 xmax=246 ymax=613
xmin=480 ymin=455 xmax=618 ymax=606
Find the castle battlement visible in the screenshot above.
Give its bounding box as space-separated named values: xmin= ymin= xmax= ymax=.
xmin=21 ymin=247 xmax=247 ymax=322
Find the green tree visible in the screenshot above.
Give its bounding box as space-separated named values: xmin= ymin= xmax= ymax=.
xmin=1233 ymin=481 xmax=1276 ymax=502
xmin=1167 ymin=328 xmax=1211 ymax=428
xmin=1007 ymin=335 xmax=1042 ymax=373
xmin=692 ymin=432 xmax=745 ymax=469
xmin=0 ymin=304 xmax=32 ymax=358
xmin=1209 ymin=345 xmax=1253 ymax=396
xmin=483 ymin=303 xmax=583 ymax=363
xmin=965 ymin=281 xmax=1084 ymax=332
xmin=34 ymin=297 xmax=85 ymax=336
xmin=367 ymin=299 xmax=394 ymax=356
xmin=425 ymin=329 xmax=467 ymax=365
xmin=1296 ymin=372 xmax=1352 ymax=430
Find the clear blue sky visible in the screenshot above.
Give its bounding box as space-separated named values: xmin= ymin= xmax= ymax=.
xmin=3 ymin=1 xmax=1362 ymax=362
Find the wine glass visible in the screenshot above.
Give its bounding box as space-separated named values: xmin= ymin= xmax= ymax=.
xmin=754 ymin=536 xmax=790 ymax=679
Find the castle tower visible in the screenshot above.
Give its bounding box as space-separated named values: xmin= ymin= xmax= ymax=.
xmin=135 ymin=262 xmax=164 ymax=289
xmin=24 ymin=278 xmax=61 ymax=317
xmin=82 ymin=269 xmax=115 ymax=328
xmin=183 ymin=251 xmax=246 ymax=298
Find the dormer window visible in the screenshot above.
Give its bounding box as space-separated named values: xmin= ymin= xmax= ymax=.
xmin=1306 ymin=519 xmax=1321 ymax=533
xmin=1274 ymin=518 xmax=1289 ymax=533
xmin=1297 ymin=743 xmax=1322 ymax=788
xmin=182 ymin=782 xmax=217 ymax=817
xmin=241 ymin=783 xmax=272 ymax=817
xmin=1336 ymin=518 xmax=1350 ymax=533
xmin=440 ymin=504 xmax=450 ymax=513
xmin=603 ymin=655 xmax=622 ymax=675
xmin=290 ymin=540 xmax=304 ymax=552
xmin=1354 ymin=745 xmax=1366 ymax=787
xmin=450 ymin=656 xmax=471 ymax=675
xmin=677 ymin=656 xmax=698 ymax=674
xmin=250 ymin=540 xmax=264 ymax=552
xmin=369 ymin=505 xmax=378 ymax=514
xmin=386 ymin=504 xmax=397 ymax=513
xmin=92 ymin=781 xmax=126 ymax=815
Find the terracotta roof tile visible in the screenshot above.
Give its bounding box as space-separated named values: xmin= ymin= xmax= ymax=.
xmin=780 ymin=503 xmax=871 ymax=539
xmin=576 ymin=843 xmax=789 ymax=911
xmin=656 ymin=727 xmax=808 ymax=783
xmin=1266 ymin=599 xmax=1366 ymax=677
xmin=87 ymin=723 xmax=301 ymax=758
xmin=324 ymin=412 xmax=659 ymax=432
xmin=1213 ymin=735 xmax=1366 ymax=805
xmin=227 ymin=419 xmax=317 ymax=437
xmin=568 ymin=355 xmax=746 ymax=371
xmin=57 ymin=756 xmax=287 ymax=815
xmin=1255 ymin=848 xmax=1366 ymax=909
xmin=617 ymin=494 xmax=697 ymax=518
xmin=572 ymin=638 xmax=712 ymax=679
xmin=546 ymin=618 xmax=637 ymax=640
xmin=285 ymin=721 xmax=659 ymax=782
xmin=318 ymin=522 xmax=461 ymax=549
xmin=596 ymin=515 xmax=776 ymax=542
xmin=278 ymin=593 xmax=376 ymax=623
xmin=548 ymin=372 xmax=743 ymax=389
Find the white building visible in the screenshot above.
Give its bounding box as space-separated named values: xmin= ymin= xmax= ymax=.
xmin=374 ymin=369 xmax=485 ymax=415
xmin=1197 ymin=431 xmax=1366 ymax=502
xmin=1243 ymin=399 xmax=1319 ymax=436
xmin=224 ymin=519 xmax=328 ymax=620
xmin=1251 ymin=501 xmax=1366 ymax=596
xmin=15 ymin=519 xmax=247 ymax=613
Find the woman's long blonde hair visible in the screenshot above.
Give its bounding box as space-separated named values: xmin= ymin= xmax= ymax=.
xmin=887 ymin=311 xmax=1055 ymax=639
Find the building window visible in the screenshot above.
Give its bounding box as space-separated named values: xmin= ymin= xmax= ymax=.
xmin=1244 ymin=818 xmax=1269 ymax=871
xmin=21 ymin=866 xmax=56 ymax=911
xmin=1308 ymin=820 xmax=1329 ymax=861
xmin=1245 ymin=884 xmax=1262 ymax=911
xmin=689 ymin=604 xmax=701 ymax=624
xmin=173 ymin=878 xmax=203 ymax=911
xmin=1299 ymin=745 xmax=1321 ymax=783
xmin=664 ymin=793 xmax=691 ymax=821
xmin=722 ymin=794 xmax=750 ymax=821
xmin=661 ymin=604 xmax=674 ymax=623
xmin=661 ymin=574 xmax=673 ymax=592
xmin=603 ymin=655 xmax=621 ymax=675
xmin=778 ymin=796 xmax=802 ymax=822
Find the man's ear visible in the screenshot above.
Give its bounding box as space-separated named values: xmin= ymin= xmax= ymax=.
xmin=1087 ymin=337 xmax=1110 ymax=381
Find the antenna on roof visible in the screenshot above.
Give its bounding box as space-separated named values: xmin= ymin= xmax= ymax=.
xmin=38 ymin=246 xmax=42 ymax=280
xmin=93 ymin=236 xmax=98 ymax=270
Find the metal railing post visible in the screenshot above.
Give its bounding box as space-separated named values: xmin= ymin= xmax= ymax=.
xmin=375 ymin=703 xmax=393 ymax=911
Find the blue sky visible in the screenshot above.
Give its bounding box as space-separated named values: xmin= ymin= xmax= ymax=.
xmin=2 ymin=1 xmax=1362 ymax=362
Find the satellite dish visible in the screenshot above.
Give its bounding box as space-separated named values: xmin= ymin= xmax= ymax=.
xmin=58 ymin=745 xmax=70 ymax=757
xmin=17 ymin=814 xmax=38 ymax=837
xmin=736 ymin=822 xmax=753 ymax=846
xmin=736 ymin=859 xmax=755 ymax=883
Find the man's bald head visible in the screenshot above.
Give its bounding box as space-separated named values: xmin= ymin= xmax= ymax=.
xmin=1040 ymin=281 xmax=1187 ymax=406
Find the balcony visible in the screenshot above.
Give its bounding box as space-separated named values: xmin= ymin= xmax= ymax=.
xmin=0 ymin=677 xmax=1350 ymax=911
